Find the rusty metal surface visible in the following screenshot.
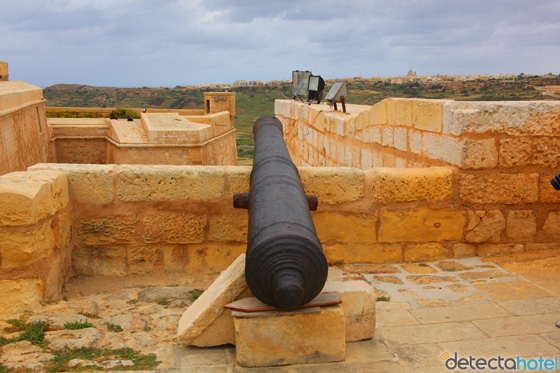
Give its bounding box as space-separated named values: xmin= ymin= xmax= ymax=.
xmin=237 ymin=115 xmax=328 ymax=308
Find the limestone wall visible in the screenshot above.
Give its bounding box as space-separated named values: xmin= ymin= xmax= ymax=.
xmin=2 ymin=162 xmax=558 ymax=313
xmin=0 ymin=61 xmax=8 ymax=81
xmin=277 ymin=98 xmax=560 ymax=258
xmin=0 ymin=82 xmax=54 ymax=175
xmin=0 ymin=170 xmax=72 ymax=317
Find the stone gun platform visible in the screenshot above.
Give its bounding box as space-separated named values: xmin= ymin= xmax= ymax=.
xmin=1 ymin=248 xmax=559 ymax=372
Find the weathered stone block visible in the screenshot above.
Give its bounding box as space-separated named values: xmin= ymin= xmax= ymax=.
xmin=466 ymin=210 xmax=505 ymax=243
xmin=323 ymin=243 xmax=402 ymax=264
xmin=312 ymin=212 xmax=377 ymax=243
xmin=393 ymin=127 xmax=408 ymax=151
xmin=540 ymin=172 xmax=560 ymax=203
xmin=404 ymin=243 xmax=448 ymax=262
xmin=394 ymin=99 xmax=413 ymax=127
xmin=413 ymin=99 xmax=446 ymax=132
xmin=381 ymin=126 xmax=393 ymax=147
xmin=75 ymin=215 xmax=140 ymax=245
xmin=533 ymin=138 xmax=560 ymax=168
xmin=0 ymin=221 xmax=55 ymax=268
xmin=378 ymin=208 xmax=465 ymax=242
xmin=224 ymin=166 xmax=251 ymax=194
xmin=477 ymin=244 xmax=524 ymax=257
xmin=506 ymin=210 xmax=537 ymax=241
xmin=29 ymin=164 xmax=114 ymax=203
xmin=233 ymin=304 xmax=345 ymax=367
xmin=177 ymin=254 xmax=246 ymax=345
xmin=0 ymin=170 xmax=68 ymax=226
xmin=369 ymin=100 xmax=387 ymax=125
xmin=460 ymin=138 xmax=498 ymax=169
xmin=72 ymin=246 xmax=127 ymax=276
xmin=453 ymin=243 xmax=476 ymax=258
xmin=542 ymin=211 xmax=560 ymax=240
xmin=322 ymin=280 xmax=376 ymax=342
xmin=207 ymin=213 xmax=248 ymax=243
xmin=421 ymin=132 xmax=461 ymax=166
xmin=127 ymin=245 xmax=157 ymax=274
xmin=299 ymin=167 xmax=364 ymax=204
xmin=367 ymin=167 xmax=453 ymax=203
xmin=0 ymin=279 xmax=43 ymax=318
xmin=143 ymin=211 xmax=205 ymax=244
xmin=459 ymin=173 xmax=539 ymax=204
xmin=117 ymin=165 xmax=226 ymax=201
xmin=499 ymin=138 xmax=532 ymax=167
xmin=443 ymin=101 xmax=560 ymax=136
xmin=408 ymin=130 xmax=423 ymax=154
xmin=184 ymin=244 xmax=245 ymax=273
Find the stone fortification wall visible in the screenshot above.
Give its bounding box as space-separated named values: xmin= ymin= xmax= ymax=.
xmin=2 ymin=162 xmax=559 ymax=313
xmin=0 ymin=170 xmax=72 ymax=317
xmin=0 ymin=82 xmax=54 ymax=175
xmin=277 ymin=98 xmax=560 ymax=257
xmin=48 ymin=111 xmax=238 ymax=166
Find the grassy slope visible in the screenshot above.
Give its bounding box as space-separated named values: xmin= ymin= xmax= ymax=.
xmin=44 ymin=76 xmax=560 ymax=163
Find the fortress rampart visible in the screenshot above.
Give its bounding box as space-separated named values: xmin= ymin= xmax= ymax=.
xmin=1 ymin=82 xmax=560 ymax=317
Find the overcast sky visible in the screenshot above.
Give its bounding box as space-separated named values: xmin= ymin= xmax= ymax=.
xmin=1 ymin=0 xmax=559 ymax=88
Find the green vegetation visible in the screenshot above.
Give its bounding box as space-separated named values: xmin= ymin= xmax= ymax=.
xmin=156 ymin=299 xmax=169 ymax=306
xmin=64 ymin=319 xmax=94 ymax=330
xmin=126 ymin=299 xmax=139 ymax=305
xmin=18 ymin=321 xmax=49 ymax=346
xmin=189 ymin=289 xmax=204 ymax=302
xmin=47 ymin=347 xmax=160 ymax=372
xmin=4 ymin=315 xmax=29 ymax=333
xmin=376 ymin=296 xmax=391 ymax=302
xmin=78 ymin=312 xmax=100 ymax=319
xmin=44 ymin=75 xmax=560 ymax=164
xmin=106 ymin=323 xmax=123 ymax=333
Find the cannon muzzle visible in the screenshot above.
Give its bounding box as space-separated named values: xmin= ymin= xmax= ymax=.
xmin=234 ymin=115 xmax=328 ymax=308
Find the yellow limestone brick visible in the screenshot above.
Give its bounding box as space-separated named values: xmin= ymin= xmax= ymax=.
xmin=386 ymin=98 xmax=397 ymax=126
xmin=323 ymin=243 xmax=402 ymax=264
xmin=395 ymin=98 xmax=413 ymax=127
xmin=224 ymin=166 xmax=252 ymax=194
xmin=29 ymin=164 xmax=114 ymax=203
xmin=184 ymin=243 xmax=246 ymax=273
xmin=368 ymin=100 xmax=387 ymax=126
xmin=299 ymin=167 xmax=364 ymax=204
xmin=0 ymin=221 xmax=55 ymax=268
xmin=117 ymin=165 xmax=226 ymax=201
xmin=233 ymin=304 xmax=345 ymax=367
xmin=143 ymin=211 xmax=206 ymax=244
xmin=378 ymin=207 xmax=465 ymax=242
xmin=404 ymin=243 xmax=448 ymax=262
xmin=0 ymin=279 xmax=43 ymax=318
xmin=72 ymin=246 xmax=127 ymax=276
xmin=367 ymin=167 xmax=453 ymax=203
xmin=413 ymin=99 xmax=446 ymax=132
xmin=312 ymin=212 xmax=377 ymax=243
xmin=208 ymin=213 xmax=248 ymax=243
xmin=0 ymin=170 xmax=68 ymax=226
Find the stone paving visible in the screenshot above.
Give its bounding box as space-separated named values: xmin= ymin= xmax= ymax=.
xmin=1 ymin=248 xmax=559 ymax=372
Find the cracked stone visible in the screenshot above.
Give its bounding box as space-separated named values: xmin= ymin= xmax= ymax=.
xmin=446 ymin=284 xmax=470 ymax=294
xmin=401 ymin=264 xmax=437 ymax=274
xmin=458 ymin=270 xmax=514 ymax=281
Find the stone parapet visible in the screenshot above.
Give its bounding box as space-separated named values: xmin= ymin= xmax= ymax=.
xmin=0 ymin=170 xmax=72 ymax=317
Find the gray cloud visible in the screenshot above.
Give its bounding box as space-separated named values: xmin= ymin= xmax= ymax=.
xmin=0 ymin=0 xmax=558 ymax=87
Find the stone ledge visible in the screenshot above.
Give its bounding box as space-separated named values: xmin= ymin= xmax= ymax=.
xmin=0 ymin=170 xmax=68 ymax=227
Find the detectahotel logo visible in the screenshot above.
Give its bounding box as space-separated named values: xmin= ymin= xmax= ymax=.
xmin=440 ymin=352 xmax=559 ymax=371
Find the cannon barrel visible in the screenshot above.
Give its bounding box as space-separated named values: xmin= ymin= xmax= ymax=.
xmin=234 ymin=115 xmax=328 ymax=308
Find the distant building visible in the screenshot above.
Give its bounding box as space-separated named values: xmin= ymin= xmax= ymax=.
xmin=0 ymin=61 xmax=8 ymax=81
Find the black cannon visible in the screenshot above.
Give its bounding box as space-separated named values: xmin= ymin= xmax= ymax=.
xmin=233 ymin=115 xmax=328 ymax=308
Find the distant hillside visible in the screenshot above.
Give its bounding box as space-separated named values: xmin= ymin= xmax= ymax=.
xmin=44 ymin=76 xmax=560 ymax=164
